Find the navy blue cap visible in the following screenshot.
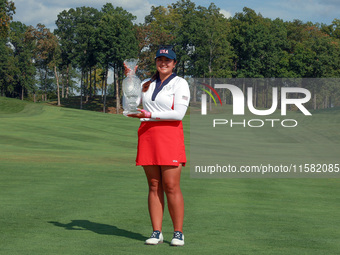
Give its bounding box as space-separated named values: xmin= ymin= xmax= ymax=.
xmin=155 ymin=46 xmax=176 ymax=60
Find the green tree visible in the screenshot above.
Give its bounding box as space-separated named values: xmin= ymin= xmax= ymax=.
xmin=27 ymin=24 xmax=61 ymax=102
xmin=193 ymin=3 xmax=234 ymax=78
xmin=170 ymin=0 xmax=197 ymax=76
xmin=72 ymin=6 xmax=100 ymax=106
xmin=0 ymin=37 xmax=15 ymax=96
xmin=96 ymin=3 xmax=138 ymax=113
xmin=0 ymin=0 xmax=15 ymax=97
xmin=229 ymin=7 xmax=290 ymax=78
xmin=229 ymin=7 xmax=262 ymax=77
xmin=0 ymin=0 xmax=15 ymax=38
xmin=9 ymin=21 xmax=36 ymax=100
xmin=55 ymin=8 xmax=78 ymax=99
xmin=140 ymin=5 xmax=178 ymax=77
xmin=289 ymin=23 xmax=340 ymax=78
xmin=321 ymin=19 xmax=340 ymax=39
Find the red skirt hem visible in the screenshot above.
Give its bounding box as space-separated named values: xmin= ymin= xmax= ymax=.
xmin=136 ymin=121 xmax=187 ymax=167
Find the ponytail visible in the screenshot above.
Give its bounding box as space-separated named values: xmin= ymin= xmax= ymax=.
xmin=142 ymin=71 xmax=159 ymax=92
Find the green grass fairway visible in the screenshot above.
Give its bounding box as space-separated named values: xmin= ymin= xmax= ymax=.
xmin=1 ymin=97 xmax=340 ymax=255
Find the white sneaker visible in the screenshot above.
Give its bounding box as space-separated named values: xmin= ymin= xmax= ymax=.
xmin=170 ymin=231 xmax=184 ymax=246
xmin=145 ymin=230 xmax=163 ymax=245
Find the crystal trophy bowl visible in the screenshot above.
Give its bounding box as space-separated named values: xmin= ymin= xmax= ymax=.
xmin=122 ymin=59 xmax=141 ymax=116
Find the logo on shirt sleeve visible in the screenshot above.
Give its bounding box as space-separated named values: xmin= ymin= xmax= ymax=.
xmin=182 ymin=95 xmax=189 ymax=101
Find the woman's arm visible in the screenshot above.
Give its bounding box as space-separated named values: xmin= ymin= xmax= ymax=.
xmin=127 ymin=104 xmax=188 ymax=120
xmin=151 ymin=104 xmax=188 ymax=120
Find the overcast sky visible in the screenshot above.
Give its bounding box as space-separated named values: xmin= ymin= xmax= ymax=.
xmin=12 ymin=0 xmax=340 ymax=31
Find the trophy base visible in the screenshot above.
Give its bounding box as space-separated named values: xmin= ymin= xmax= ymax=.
xmin=123 ymin=110 xmax=139 ymax=117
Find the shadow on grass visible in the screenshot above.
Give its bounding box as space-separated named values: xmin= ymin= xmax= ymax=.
xmin=48 ymin=220 xmax=147 ymax=242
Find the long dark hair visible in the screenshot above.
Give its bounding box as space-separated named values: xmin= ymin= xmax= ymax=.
xmin=142 ymin=71 xmax=159 ymax=92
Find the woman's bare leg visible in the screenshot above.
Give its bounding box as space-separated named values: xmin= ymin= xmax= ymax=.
xmin=143 ymin=165 xmax=164 ymax=231
xmin=161 ymin=164 xmax=184 ymax=232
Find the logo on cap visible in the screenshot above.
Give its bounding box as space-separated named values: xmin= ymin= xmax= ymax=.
xmin=160 ymin=49 xmax=169 ymax=54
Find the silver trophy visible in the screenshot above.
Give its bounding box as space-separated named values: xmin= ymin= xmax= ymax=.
xmin=122 ymin=59 xmax=141 ymax=116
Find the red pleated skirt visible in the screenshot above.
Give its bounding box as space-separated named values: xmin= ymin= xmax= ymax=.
xmin=136 ymin=121 xmax=186 ymax=166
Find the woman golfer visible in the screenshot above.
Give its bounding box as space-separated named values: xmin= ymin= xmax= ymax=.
xmin=126 ymin=45 xmax=190 ymax=246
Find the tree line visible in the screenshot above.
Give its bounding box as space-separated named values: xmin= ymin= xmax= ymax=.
xmin=1 ymin=0 xmax=339 ymax=112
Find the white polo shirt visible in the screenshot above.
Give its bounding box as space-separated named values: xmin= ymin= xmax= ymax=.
xmin=141 ymin=75 xmax=190 ymax=121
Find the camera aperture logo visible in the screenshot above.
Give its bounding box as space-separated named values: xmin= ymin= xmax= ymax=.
xmin=200 ymin=83 xmax=312 ymax=128
xmin=201 ymin=83 xmax=223 ymax=115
